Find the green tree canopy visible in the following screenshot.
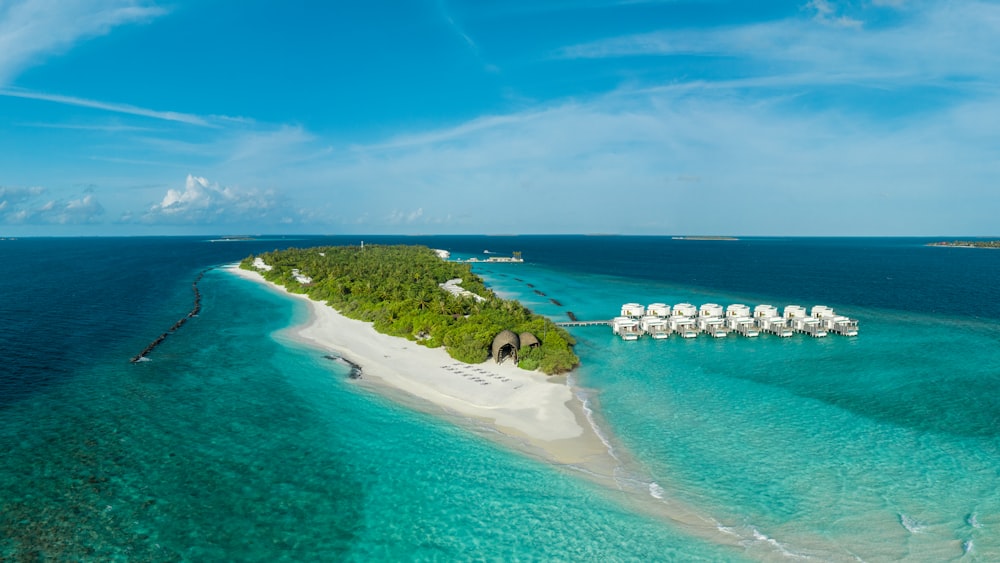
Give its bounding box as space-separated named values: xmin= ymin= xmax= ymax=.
xmin=240 ymin=244 xmax=578 ymax=374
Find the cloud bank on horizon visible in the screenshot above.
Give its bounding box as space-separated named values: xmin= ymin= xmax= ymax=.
xmin=0 ymin=0 xmax=997 ymax=236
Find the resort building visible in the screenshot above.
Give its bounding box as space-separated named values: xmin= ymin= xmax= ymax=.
xmin=612 ymin=317 xmax=641 ymax=340
xmin=620 ymin=303 xmax=645 ymax=318
xmin=811 ymin=306 xmax=859 ymax=336
xmin=699 ymin=303 xmax=724 ymax=318
xmin=668 ymin=316 xmax=698 ymax=338
xmin=639 ymin=316 xmax=670 ymax=339
xmin=672 ymin=303 xmax=697 ymax=318
xmin=696 ymin=316 xmax=728 ymax=338
xmin=647 ymin=303 xmax=671 ymax=318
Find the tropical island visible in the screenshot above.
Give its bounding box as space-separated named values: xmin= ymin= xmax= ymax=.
xmin=239 ymin=244 xmax=578 ymax=374
xmin=231 ymin=244 xmax=610 ymax=467
xmin=928 ymin=240 xmax=1000 ymax=249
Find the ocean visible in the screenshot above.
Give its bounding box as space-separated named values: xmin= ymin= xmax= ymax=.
xmin=1 ymin=236 xmax=998 ymax=561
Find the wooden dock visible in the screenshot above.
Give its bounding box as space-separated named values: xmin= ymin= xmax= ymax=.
xmin=555 ymin=320 xmax=611 ymax=327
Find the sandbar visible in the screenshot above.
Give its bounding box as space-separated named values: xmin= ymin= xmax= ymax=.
xmin=225 ymin=265 xmax=613 ymax=471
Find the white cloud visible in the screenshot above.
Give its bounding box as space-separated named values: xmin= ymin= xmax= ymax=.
xmin=554 ymin=1 xmax=1000 ymax=89
xmin=296 ymin=70 xmax=1000 ymax=235
xmin=805 ymin=0 xmax=862 ymax=28
xmin=138 ymin=174 xmax=294 ymax=225
xmin=387 ymin=208 xmax=426 ymax=224
xmin=0 ymin=0 xmax=166 ymax=86
xmin=0 ymin=88 xmax=213 ymax=127
xmin=0 ymin=186 xmax=105 ymax=224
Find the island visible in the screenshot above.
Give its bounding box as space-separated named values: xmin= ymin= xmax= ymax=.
xmin=671 ymin=236 xmax=739 ymax=241
xmin=928 ymin=240 xmax=1000 ymax=249
xmin=228 ymin=244 xmax=617 ymax=471
xmin=240 ymin=244 xmax=576 ymax=373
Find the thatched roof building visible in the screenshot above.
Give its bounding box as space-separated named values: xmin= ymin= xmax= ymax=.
xmin=519 ymin=332 xmax=540 ymax=349
xmin=492 ymin=330 xmax=520 ymax=364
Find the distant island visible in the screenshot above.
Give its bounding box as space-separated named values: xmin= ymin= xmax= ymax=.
xmin=240 ymin=244 xmax=578 ymax=374
xmin=928 ymin=240 xmax=1000 ymax=249
xmin=209 ymin=235 xmax=257 ymax=242
xmin=672 ymin=236 xmax=739 ymax=241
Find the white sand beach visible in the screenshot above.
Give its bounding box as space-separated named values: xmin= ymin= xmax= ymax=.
xmin=226 ymin=265 xmax=612 ymax=469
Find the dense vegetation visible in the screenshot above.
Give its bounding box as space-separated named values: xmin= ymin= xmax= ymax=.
xmin=240 ymin=244 xmax=579 ymax=374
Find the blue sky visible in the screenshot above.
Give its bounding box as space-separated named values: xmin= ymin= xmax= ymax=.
xmin=0 ymin=0 xmax=997 ymax=236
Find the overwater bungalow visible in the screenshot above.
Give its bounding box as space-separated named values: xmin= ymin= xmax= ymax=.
xmin=669 ymin=316 xmax=698 ymax=338
xmin=647 ymin=303 xmax=671 ymax=318
xmin=699 ymin=303 xmax=724 ymax=318
xmin=726 ymin=315 xmax=759 ymax=337
xmin=784 ymin=305 xmax=826 ymax=337
xmin=726 ymin=304 xmax=751 ymax=318
xmin=621 ymin=303 xmax=645 ymax=319
xmin=759 ymin=316 xmax=793 ymax=337
xmin=753 ymin=305 xmax=792 ymax=336
xmin=790 ymin=316 xmax=828 ymax=337
xmin=612 ymin=316 xmax=641 ymax=340
xmin=639 ymin=316 xmax=670 ymax=339
xmin=811 ymin=306 xmax=859 ymax=336
xmin=673 ymin=303 xmax=697 ymax=318
xmin=753 ymin=304 xmax=778 ymax=320
xmin=697 ymin=316 xmax=728 ymax=338
xmin=783 ymin=305 xmax=808 ymax=321
xmin=602 ymin=302 xmax=855 ymax=341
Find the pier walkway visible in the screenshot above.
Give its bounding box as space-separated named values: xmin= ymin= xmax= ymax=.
xmin=555 ymin=320 xmax=611 ymax=327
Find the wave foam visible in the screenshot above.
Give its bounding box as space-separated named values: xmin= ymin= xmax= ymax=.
xmin=899 ymin=513 xmax=926 ymax=534
xmin=966 ymin=512 xmax=981 ymax=528
xmin=648 ymin=482 xmax=665 ymax=500
xmin=571 ymin=379 xmax=620 ymax=465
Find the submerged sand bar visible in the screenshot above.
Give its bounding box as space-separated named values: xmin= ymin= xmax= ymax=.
xmin=226 ymin=265 xmax=610 ymax=467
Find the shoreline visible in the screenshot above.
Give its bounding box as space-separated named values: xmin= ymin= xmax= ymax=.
xmin=224 ymin=264 xmax=768 ymax=558
xmin=225 ymin=264 xmax=613 ymax=469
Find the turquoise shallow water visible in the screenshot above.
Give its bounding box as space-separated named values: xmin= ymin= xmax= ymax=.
xmin=473 ymin=251 xmax=1000 ymax=561
xmin=0 ymin=265 xmax=743 ymax=561
xmin=2 ymin=236 xmax=998 ymax=561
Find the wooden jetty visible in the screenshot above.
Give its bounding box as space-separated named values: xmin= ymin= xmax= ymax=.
xmin=556 ymin=320 xmax=611 ymax=327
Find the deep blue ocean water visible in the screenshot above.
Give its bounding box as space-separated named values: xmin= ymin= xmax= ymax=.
xmin=1 ymin=236 xmax=998 ymax=561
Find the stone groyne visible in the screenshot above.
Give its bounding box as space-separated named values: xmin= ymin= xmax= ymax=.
xmin=130 ymin=268 xmax=212 ymax=363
